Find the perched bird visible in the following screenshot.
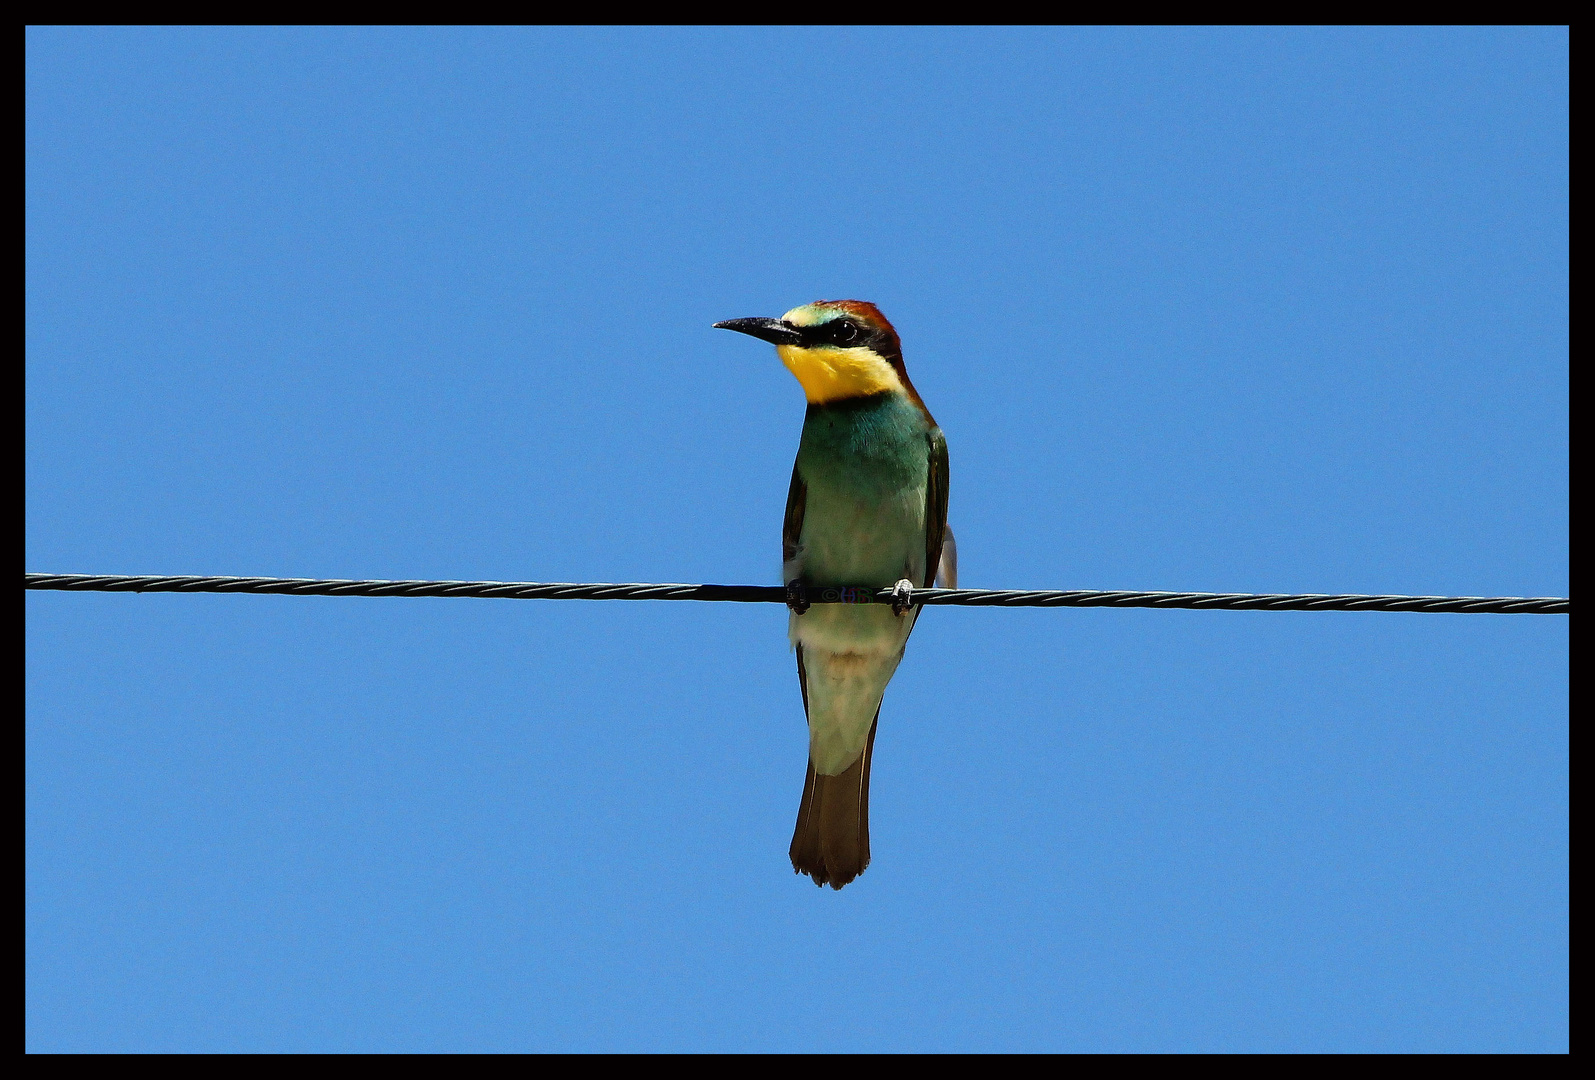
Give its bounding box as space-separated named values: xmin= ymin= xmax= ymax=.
xmin=715 ymin=301 xmax=956 ymax=889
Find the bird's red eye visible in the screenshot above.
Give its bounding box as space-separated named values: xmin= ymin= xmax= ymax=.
xmin=831 ymin=320 xmax=859 ymax=344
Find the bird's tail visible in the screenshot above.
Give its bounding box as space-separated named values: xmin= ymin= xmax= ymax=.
xmin=789 ymin=714 xmax=878 ymax=889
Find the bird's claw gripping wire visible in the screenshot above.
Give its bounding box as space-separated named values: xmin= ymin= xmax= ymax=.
xmin=785 ymin=581 xmax=810 ymax=615
xmin=891 ymin=579 xmax=916 ymax=616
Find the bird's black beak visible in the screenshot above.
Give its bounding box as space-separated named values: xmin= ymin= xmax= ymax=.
xmin=713 ymin=317 xmax=803 ymax=346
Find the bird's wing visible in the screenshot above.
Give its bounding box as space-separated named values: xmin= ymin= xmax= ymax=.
xmin=783 ymin=462 xmax=807 ymax=568
xmin=923 ymin=428 xmax=951 ymax=588
xmin=785 ymin=463 xmax=811 ymax=723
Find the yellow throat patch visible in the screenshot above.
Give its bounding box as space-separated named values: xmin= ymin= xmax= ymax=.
xmin=776 ymin=344 xmax=906 ymax=405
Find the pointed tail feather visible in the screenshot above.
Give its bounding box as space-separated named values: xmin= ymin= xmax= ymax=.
xmin=790 ymin=715 xmax=878 ymax=889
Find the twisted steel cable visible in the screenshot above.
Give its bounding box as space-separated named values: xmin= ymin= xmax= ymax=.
xmin=24 ymin=573 xmax=1569 ymax=614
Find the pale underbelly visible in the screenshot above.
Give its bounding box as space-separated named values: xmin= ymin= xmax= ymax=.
xmin=784 ymin=487 xmax=926 ymax=774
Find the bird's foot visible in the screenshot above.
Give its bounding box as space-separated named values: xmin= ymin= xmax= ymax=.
xmin=891 ymin=578 xmax=916 ymax=616
xmin=785 ymin=581 xmax=810 ymax=615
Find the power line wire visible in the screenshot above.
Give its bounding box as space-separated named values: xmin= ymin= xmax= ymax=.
xmin=24 ymin=573 xmax=1570 ymax=614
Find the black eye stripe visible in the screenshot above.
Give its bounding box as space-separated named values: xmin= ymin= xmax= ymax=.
xmin=795 ymin=319 xmax=868 ymax=347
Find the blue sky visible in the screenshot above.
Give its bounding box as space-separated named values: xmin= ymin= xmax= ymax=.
xmin=26 ymin=27 xmax=1566 ymax=1052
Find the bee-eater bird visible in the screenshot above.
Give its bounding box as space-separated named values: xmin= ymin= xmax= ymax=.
xmin=715 ymin=301 xmax=956 ymax=889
